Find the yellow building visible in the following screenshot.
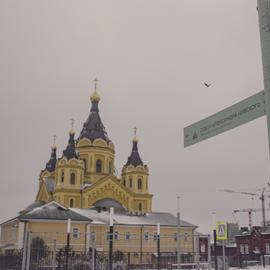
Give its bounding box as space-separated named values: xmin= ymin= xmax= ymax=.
xmin=0 ymin=88 xmax=199 ymax=267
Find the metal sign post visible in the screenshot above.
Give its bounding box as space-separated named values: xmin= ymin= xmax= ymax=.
xmin=216 ymin=222 xmax=227 ymax=270
xmin=258 ymin=0 xmax=270 ymax=156
xmin=177 ymin=196 xmax=181 ymax=270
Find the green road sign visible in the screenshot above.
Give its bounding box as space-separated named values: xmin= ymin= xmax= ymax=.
xmin=216 ymin=221 xmax=227 ymax=240
xmin=184 ymin=91 xmax=266 ymax=147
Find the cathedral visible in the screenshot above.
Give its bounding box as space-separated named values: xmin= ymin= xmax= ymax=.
xmin=36 ymin=88 xmax=153 ymax=213
xmin=0 ymin=86 xmax=198 ymax=263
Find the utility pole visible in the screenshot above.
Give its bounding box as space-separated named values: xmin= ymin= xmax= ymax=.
xmin=261 ymin=188 xmax=266 ymax=227
xmin=212 ymin=212 xmax=218 ymax=270
xmin=177 ymin=196 xmax=181 ymax=270
xmin=109 ymin=208 xmax=114 ymax=270
xmin=65 ymin=219 xmax=71 ymax=270
xmin=157 ymin=223 xmax=161 ymax=270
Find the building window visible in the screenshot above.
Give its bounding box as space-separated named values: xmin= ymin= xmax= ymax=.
xmin=245 ymin=244 xmax=249 ymax=254
xmin=82 ymin=159 xmax=87 ymax=173
xmin=266 ymin=243 xmax=270 ymax=254
xmin=240 ymin=244 xmax=244 ymax=254
xmin=184 ymin=233 xmax=188 ymax=241
xmin=106 ymin=232 xmax=112 ymax=241
xmin=73 ymin=228 xmax=79 ymax=239
xmin=138 ymin=203 xmax=142 ymax=211
xmin=123 ymin=179 xmax=126 ymax=186
xmin=109 ymin=161 xmax=112 ymax=174
xmin=129 ymin=178 xmax=132 ymax=188
xmin=90 ymin=232 xmax=96 ymax=242
xmin=70 ymin=173 xmax=76 ymax=185
xmin=114 ymin=231 xmax=119 ymax=240
xmin=70 ymin=199 xmax=74 ymax=208
xmin=200 ymin=243 xmax=206 ymax=253
xmin=125 ymin=232 xmax=131 ymax=240
xmin=240 ymin=244 xmax=249 ymax=254
xmin=61 ymin=172 xmax=65 ymax=183
xmin=144 ymin=232 xmax=149 ymax=241
xmin=174 ymin=233 xmax=177 ymax=242
xmin=138 ymin=178 xmax=142 ymax=190
xmin=154 ymin=232 xmax=158 ymax=241
xmin=96 ymin=160 xmax=102 ymax=173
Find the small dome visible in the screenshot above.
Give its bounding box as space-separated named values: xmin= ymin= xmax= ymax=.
xmin=90 ymin=91 xmax=101 ymax=103
xmin=69 ymin=127 xmax=76 ymax=135
xmin=52 ymin=144 xmax=57 ymax=150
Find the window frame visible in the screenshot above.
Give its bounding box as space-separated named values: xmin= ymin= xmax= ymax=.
xmin=125 ymin=232 xmax=131 ymax=240
xmin=96 ymin=159 xmax=102 ymax=173
xmin=144 ymin=232 xmax=149 ymax=241
xmin=90 ymin=231 xmax=96 ymax=242
xmin=72 ymin=227 xmax=79 ymax=239
xmin=61 ymin=172 xmax=65 ymax=183
xmin=138 ymin=178 xmax=142 ymax=190
xmin=70 ymin=172 xmax=76 ymax=185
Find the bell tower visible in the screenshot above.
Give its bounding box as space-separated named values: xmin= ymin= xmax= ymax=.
xmin=76 ymin=82 xmax=115 ymax=184
xmin=54 ymin=126 xmax=84 ymax=208
xmin=121 ymin=129 xmax=152 ymax=212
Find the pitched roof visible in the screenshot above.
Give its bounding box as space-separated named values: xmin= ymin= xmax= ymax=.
xmin=62 ymin=132 xmax=78 ymax=160
xmin=72 ymin=208 xmax=196 ymax=227
xmin=22 ymin=201 xmax=46 ymax=213
xmin=125 ymin=140 xmax=144 ymax=167
xmin=45 ymin=147 xmax=57 ymax=172
xmin=78 ymin=94 xmax=110 ymax=142
xmin=19 ymin=201 xmax=90 ymax=222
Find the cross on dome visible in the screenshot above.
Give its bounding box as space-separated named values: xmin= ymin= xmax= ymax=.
xmin=94 ymin=78 xmax=98 ymax=91
xmin=133 ymin=127 xmax=138 ymax=143
xmin=52 ymin=135 xmax=57 ymax=149
xmin=69 ymin=118 xmax=76 ymax=135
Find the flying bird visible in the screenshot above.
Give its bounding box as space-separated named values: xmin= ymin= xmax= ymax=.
xmin=204 ymin=82 xmax=212 ymax=87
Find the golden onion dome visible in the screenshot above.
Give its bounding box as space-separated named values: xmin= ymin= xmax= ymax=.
xmin=69 ymin=127 xmax=76 ymax=135
xmin=51 ymin=143 xmax=57 ymax=150
xmin=90 ymin=90 xmax=101 ymax=103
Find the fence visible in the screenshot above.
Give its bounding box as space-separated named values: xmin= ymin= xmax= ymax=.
xmin=1 ymin=231 xmax=211 ymax=270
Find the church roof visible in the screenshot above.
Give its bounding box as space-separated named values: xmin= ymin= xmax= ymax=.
xmin=19 ymin=202 xmax=90 ymax=222
xmin=72 ymin=208 xmax=196 ymax=227
xmin=62 ymin=132 xmax=78 ymax=160
xmin=21 ymin=201 xmax=46 ymax=214
xmin=78 ymin=91 xmax=110 ymax=142
xmin=125 ymin=139 xmax=144 ymax=167
xmin=45 ymin=146 xmax=57 ymax=172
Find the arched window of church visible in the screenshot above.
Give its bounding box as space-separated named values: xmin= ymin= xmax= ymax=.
xmin=61 ymin=172 xmax=65 ymax=183
xmin=129 ymin=178 xmax=132 ymax=188
xmin=82 ymin=159 xmax=87 ymax=173
xmin=109 ymin=161 xmax=112 ymax=174
xmin=96 ymin=160 xmax=102 ymax=173
xmin=138 ymin=178 xmax=142 ymax=190
xmin=123 ymin=179 xmax=126 ymax=186
xmin=139 ymin=203 xmax=142 ymax=211
xmin=70 ymin=173 xmax=76 ymax=185
xmin=70 ymin=199 xmax=74 ymax=208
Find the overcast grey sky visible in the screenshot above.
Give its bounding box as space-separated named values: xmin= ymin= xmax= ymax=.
xmin=0 ymin=0 xmax=268 ymax=233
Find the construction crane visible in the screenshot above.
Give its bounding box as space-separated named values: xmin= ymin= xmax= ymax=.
xmin=221 ymin=188 xmax=270 ymax=227
xmin=233 ymin=208 xmax=270 ymax=229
